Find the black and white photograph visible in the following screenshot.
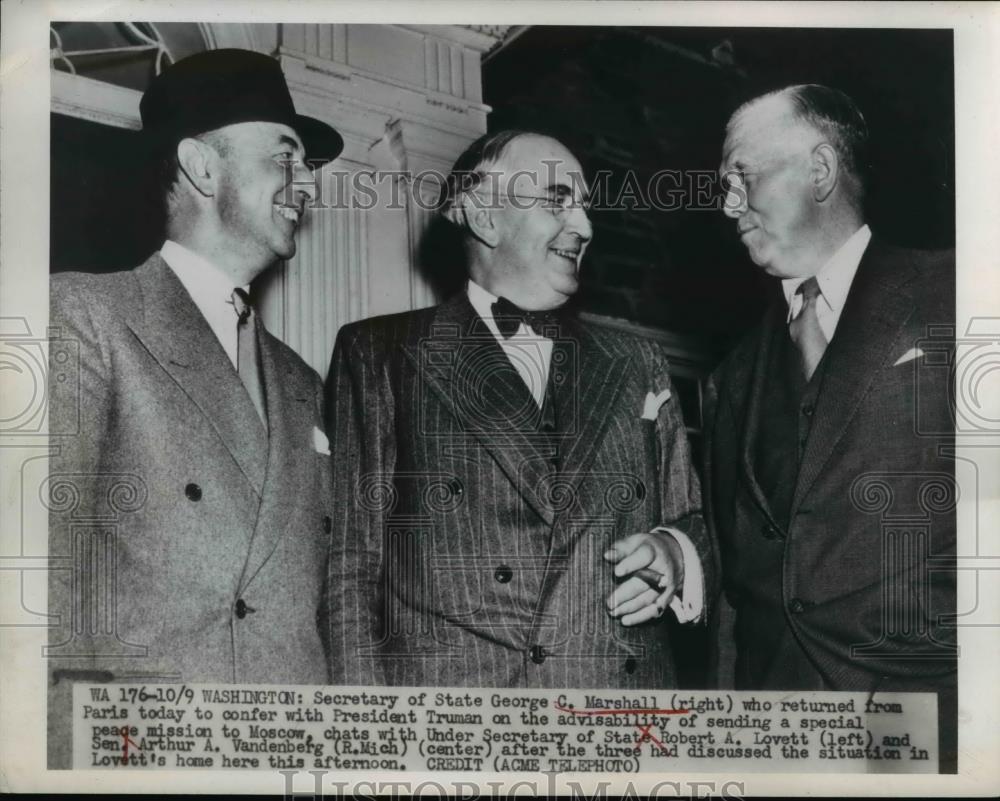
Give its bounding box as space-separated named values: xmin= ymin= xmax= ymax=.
xmin=1 ymin=0 xmax=997 ymax=795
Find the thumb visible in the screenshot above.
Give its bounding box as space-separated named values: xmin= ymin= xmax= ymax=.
xmin=603 ymin=532 xmax=643 ymax=563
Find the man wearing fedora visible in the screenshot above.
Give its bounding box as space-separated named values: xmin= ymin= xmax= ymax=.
xmin=46 ymin=49 xmax=342 ymax=767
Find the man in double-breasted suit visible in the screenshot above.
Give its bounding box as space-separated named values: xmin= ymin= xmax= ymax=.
xmin=707 ymin=85 xmax=957 ymax=769
xmin=326 ymin=131 xmax=714 ymax=689
xmin=47 ymin=50 xmax=343 ymax=767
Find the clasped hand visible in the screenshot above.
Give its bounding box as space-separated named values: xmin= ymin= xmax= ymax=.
xmin=603 ymin=530 xmax=683 ymax=626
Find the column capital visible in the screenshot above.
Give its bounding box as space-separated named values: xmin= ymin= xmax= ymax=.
xmin=277 ymin=36 xmax=489 ymax=137
xmin=399 ymin=25 xmax=518 ymax=53
xmin=384 ymin=117 xmax=473 ymax=174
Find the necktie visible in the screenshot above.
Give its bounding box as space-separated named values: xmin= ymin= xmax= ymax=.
xmin=491 ymin=296 xmax=562 ymax=338
xmin=788 ymin=276 xmax=828 ymax=381
xmin=231 ymin=288 xmax=268 ymax=431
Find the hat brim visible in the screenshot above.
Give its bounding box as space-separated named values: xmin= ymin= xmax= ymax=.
xmin=295 ymin=115 xmax=344 ymax=166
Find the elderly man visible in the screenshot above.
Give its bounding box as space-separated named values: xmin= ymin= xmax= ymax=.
xmin=47 ymin=49 xmax=341 ymax=766
xmin=707 ymin=85 xmax=956 ymax=769
xmin=326 ymin=130 xmax=713 ymax=689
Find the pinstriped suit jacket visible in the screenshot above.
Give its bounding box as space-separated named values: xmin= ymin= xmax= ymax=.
xmin=325 ymin=292 xmax=713 ymax=689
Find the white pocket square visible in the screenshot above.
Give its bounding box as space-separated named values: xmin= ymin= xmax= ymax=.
xmin=312 ymin=426 xmax=331 ymax=455
xmin=893 ymin=347 xmax=925 ymax=366
xmin=641 ymin=389 xmax=672 ymax=420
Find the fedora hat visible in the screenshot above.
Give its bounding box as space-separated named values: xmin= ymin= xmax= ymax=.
xmin=140 ymin=48 xmax=343 ymax=164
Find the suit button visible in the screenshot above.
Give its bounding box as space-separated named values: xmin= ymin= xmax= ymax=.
xmin=323 ymin=515 xmax=332 ymax=534
xmin=761 ymin=523 xmax=781 ymax=540
xmin=801 ymin=403 xmax=814 ymax=417
xmin=624 ymin=657 xmax=637 ymax=674
xmin=448 ymin=479 xmax=464 ymax=498
xmin=788 ymin=598 xmax=806 ymax=614
xmin=529 ymin=645 xmax=546 ymax=664
xmin=234 ymin=599 xmax=255 ymax=619
xmin=185 ymin=483 xmax=202 ymax=501
xmin=494 ymin=565 xmax=513 ymax=584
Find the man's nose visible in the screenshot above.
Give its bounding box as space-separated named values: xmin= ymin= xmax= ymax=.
xmin=291 ymin=159 xmax=318 ymax=204
xmin=565 ymin=202 xmax=593 ymax=243
xmin=722 ymin=182 xmax=746 ymax=219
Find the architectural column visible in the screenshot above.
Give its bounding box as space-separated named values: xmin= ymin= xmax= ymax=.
xmin=255 ymin=24 xmax=507 ymax=378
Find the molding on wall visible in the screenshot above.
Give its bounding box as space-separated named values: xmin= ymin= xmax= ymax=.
xmin=400 ymin=25 xmax=512 ymax=53
xmin=279 ymin=49 xmax=490 ymax=140
xmin=51 ymin=71 xmax=141 ymax=129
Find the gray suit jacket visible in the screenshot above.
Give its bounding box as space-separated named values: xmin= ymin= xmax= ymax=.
xmin=325 ymin=292 xmax=713 ymax=689
xmin=47 ymin=255 xmax=334 ymax=767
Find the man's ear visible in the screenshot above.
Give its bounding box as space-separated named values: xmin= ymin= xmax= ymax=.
xmin=176 ymin=137 xmax=217 ymax=198
xmin=810 ymin=142 xmax=839 ymax=203
xmin=448 ymin=194 xmax=500 ymax=248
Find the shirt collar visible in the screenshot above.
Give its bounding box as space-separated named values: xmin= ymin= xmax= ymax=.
xmin=782 ymin=224 xmax=872 ymax=322
xmin=160 ymin=239 xmax=249 ymax=307
xmin=466 ymin=279 xmax=504 ymax=339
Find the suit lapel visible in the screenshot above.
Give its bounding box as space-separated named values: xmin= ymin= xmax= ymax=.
xmin=792 ymin=240 xmax=917 ymax=512
xmin=238 ymin=321 xmax=315 ymax=592
xmin=125 ymin=255 xmax=267 ymax=495
xmin=551 ymin=320 xmax=631 ymax=515
xmin=737 ymin=304 xmax=785 ymax=529
xmin=403 ymin=294 xmax=559 ymax=525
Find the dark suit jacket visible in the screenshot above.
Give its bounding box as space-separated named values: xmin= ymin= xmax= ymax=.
xmin=47 ymin=255 xmax=334 ymax=767
xmin=325 ymin=292 xmax=714 ymax=689
xmin=705 ymin=238 xmax=957 ymax=764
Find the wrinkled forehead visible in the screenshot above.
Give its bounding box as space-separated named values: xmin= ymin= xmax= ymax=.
xmin=495 ymin=135 xmax=589 ymax=196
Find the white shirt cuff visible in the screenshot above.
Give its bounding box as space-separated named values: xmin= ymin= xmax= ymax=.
xmin=654 ymin=525 xmax=705 ymax=624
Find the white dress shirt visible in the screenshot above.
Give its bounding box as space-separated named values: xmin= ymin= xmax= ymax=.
xmin=654 ymin=524 xmax=704 ymax=624
xmin=782 ymin=224 xmax=872 ymax=339
xmin=160 ymin=239 xmax=248 ymax=371
xmin=466 ymin=280 xmax=703 ymax=624
xmin=466 ymin=280 xmax=554 ymax=407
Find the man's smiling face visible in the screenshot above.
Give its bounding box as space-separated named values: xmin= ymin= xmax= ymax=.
xmin=211 ymin=121 xmax=317 ymax=270
xmin=487 ymin=134 xmax=593 ymax=310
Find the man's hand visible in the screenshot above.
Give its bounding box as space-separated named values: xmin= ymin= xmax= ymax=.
xmin=604 ymin=530 xmax=684 ymax=626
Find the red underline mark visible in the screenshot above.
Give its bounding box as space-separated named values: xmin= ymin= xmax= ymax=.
xmin=553 ymin=704 xmax=689 ymax=717
xmin=553 ymin=703 xmax=688 ymax=758
xmin=635 ymin=722 xmax=672 ymax=755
